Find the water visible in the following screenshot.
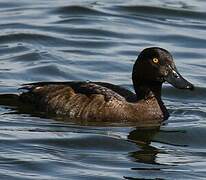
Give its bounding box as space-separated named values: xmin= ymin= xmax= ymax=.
xmin=0 ymin=0 xmax=205 ymax=179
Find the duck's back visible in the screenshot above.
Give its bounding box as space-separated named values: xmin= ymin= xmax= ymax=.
xmin=19 ymin=81 xmax=137 ymax=121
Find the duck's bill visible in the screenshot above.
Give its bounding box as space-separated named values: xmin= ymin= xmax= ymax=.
xmin=165 ymin=67 xmax=194 ymax=90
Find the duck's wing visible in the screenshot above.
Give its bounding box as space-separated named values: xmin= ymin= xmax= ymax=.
xmin=20 ymin=81 xmax=136 ymax=102
xmin=94 ymin=82 xmax=136 ymax=102
xmin=19 ymin=81 xmax=137 ymax=121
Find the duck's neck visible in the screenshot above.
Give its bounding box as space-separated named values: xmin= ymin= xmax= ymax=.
xmin=133 ymin=81 xmax=169 ymax=120
xmin=133 ymin=81 xmax=162 ymax=100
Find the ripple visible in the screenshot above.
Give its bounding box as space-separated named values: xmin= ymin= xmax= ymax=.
xmin=115 ymin=5 xmax=206 ymax=21
xmin=163 ymin=86 xmax=206 ymax=102
xmin=156 ymin=125 xmax=206 ymax=148
xmin=52 ymin=5 xmax=110 ymax=16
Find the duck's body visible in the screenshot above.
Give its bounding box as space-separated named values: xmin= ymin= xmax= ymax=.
xmin=20 ymin=81 xmax=166 ymax=124
xmin=2 ymin=47 xmax=193 ymax=126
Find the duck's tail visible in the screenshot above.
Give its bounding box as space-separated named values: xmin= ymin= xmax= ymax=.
xmin=0 ymin=94 xmax=20 ymax=107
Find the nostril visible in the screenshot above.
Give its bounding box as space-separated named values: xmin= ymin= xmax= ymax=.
xmin=164 ymin=70 xmax=169 ymax=76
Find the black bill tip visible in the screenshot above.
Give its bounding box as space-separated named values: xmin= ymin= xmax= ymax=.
xmin=186 ymin=83 xmax=195 ymax=91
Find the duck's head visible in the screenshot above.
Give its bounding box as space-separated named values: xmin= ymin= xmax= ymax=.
xmin=132 ymin=47 xmax=194 ymax=97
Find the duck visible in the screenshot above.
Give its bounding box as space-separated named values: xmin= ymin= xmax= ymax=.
xmin=16 ymin=47 xmax=194 ymax=126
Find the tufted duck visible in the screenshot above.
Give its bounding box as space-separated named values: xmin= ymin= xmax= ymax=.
xmin=18 ymin=47 xmax=194 ymax=126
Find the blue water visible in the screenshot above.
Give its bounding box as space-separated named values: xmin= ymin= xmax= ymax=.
xmin=0 ymin=0 xmax=206 ymax=179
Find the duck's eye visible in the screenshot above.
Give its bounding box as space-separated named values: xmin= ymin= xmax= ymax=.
xmin=152 ymin=58 xmax=159 ymax=64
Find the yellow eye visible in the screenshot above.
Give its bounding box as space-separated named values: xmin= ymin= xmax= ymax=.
xmin=152 ymin=58 xmax=159 ymax=64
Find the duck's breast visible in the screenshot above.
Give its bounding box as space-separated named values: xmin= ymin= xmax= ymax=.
xmin=124 ymin=97 xmax=165 ymax=125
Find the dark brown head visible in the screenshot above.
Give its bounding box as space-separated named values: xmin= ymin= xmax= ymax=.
xmin=132 ymin=47 xmax=194 ymax=99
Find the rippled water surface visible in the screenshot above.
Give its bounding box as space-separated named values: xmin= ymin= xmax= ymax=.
xmin=0 ymin=0 xmax=206 ymax=179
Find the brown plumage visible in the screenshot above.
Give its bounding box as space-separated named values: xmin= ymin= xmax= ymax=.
xmin=14 ymin=47 xmax=194 ymax=126
xmin=20 ymin=82 xmax=163 ymax=124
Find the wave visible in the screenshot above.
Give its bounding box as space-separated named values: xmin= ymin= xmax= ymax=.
xmin=114 ymin=5 xmax=206 ymax=21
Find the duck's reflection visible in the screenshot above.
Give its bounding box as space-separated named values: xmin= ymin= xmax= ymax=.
xmin=128 ymin=127 xmax=160 ymax=164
